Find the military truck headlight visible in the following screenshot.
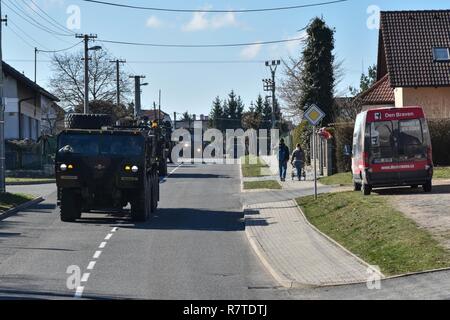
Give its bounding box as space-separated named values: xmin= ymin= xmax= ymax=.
xmin=60 ymin=164 xmax=67 ymax=171
xmin=131 ymin=166 xmax=139 ymax=173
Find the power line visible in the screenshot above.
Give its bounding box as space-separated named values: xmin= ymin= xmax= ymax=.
xmin=24 ymin=0 xmax=76 ymax=35
xmin=79 ymin=0 xmax=349 ymax=13
xmin=98 ymin=36 xmax=306 ymax=48
xmin=37 ymin=41 xmax=83 ymax=53
xmin=3 ymin=0 xmax=73 ymax=37
xmin=7 ymin=20 xmax=49 ymax=50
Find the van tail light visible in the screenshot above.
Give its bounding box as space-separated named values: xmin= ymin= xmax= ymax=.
xmin=362 ymin=152 xmax=370 ymax=169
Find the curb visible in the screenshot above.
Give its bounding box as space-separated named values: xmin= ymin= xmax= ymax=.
xmin=244 ymin=205 xmax=376 ymax=289
xmin=6 ymin=180 xmax=55 ymax=186
xmin=0 ymin=197 xmax=44 ymax=221
xmin=244 ymin=211 xmax=312 ymax=289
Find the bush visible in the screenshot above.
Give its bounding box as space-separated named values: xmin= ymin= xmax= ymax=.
xmin=429 ymin=119 xmax=450 ymax=166
xmin=332 ymin=122 xmax=354 ymax=173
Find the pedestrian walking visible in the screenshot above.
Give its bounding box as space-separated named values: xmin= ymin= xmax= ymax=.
xmin=291 ymin=144 xmax=305 ymax=181
xmin=278 ymin=139 xmax=290 ymax=181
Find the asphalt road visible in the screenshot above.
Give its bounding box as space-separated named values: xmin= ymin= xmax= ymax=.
xmin=0 ymin=163 xmax=287 ymax=300
xmin=1 ymin=163 xmax=450 ymax=300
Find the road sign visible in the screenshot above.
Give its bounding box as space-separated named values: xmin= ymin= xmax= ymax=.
xmin=304 ymin=104 xmax=326 ymax=127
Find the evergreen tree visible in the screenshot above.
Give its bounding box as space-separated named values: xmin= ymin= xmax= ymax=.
xmin=262 ymin=98 xmax=273 ymax=130
xmin=300 ymin=17 xmax=335 ymax=125
xmin=209 ymin=96 xmax=224 ymax=130
xmin=255 ymin=95 xmax=264 ymax=116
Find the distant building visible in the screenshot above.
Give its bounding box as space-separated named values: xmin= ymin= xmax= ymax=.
xmin=174 ymin=114 xmax=209 ymax=131
xmin=2 ymin=61 xmax=60 ymax=140
xmin=141 ymin=109 xmax=172 ymax=124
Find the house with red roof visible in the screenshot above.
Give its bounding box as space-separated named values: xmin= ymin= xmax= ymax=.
xmin=360 ymin=10 xmax=450 ymax=119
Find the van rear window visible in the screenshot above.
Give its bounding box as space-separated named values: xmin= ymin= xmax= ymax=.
xmin=370 ymin=121 xmax=394 ymax=163
xmin=398 ymin=119 xmax=426 ymax=161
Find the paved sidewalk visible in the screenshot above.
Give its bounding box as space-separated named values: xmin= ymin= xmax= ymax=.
xmin=245 ymin=200 xmax=379 ymax=287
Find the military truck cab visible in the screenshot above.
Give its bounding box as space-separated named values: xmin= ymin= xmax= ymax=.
xmin=56 ymin=114 xmax=160 ymax=222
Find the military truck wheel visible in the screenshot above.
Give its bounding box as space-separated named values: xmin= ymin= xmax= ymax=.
xmin=159 ymin=160 xmax=168 ymax=177
xmin=131 ymin=174 xmax=150 ymax=222
xmin=65 ymin=114 xmax=112 ymax=130
xmin=60 ymin=189 xmax=81 ymax=222
xmin=151 ymin=173 xmax=158 ymax=212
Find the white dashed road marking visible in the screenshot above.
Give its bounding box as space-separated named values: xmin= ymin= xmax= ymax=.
xmin=87 ymin=261 xmax=96 ymax=270
xmin=75 ymin=286 xmax=84 ymax=298
xmin=105 ymin=233 xmax=113 ymax=240
xmin=93 ymin=251 xmax=102 ymax=259
xmin=81 ymin=273 xmax=90 ymax=282
xmin=99 ymin=242 xmax=107 ymax=249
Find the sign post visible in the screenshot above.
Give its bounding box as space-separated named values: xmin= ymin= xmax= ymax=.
xmin=304 ymin=104 xmax=326 ymax=200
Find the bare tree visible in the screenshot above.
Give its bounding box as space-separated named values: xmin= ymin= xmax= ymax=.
xmin=41 ymin=102 xmax=66 ymax=136
xmin=49 ymin=49 xmax=131 ymax=111
xmin=279 ymin=55 xmax=346 ymax=124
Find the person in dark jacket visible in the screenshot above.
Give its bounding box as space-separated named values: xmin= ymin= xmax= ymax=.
xmin=278 ymin=139 xmax=290 ymax=181
xmin=291 ymin=144 xmax=305 ymax=181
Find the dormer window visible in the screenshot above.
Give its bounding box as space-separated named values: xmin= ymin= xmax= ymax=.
xmin=433 ymin=47 xmax=450 ymax=61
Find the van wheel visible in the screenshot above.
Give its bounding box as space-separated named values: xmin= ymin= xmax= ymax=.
xmin=353 ymin=182 xmax=362 ymax=191
xmin=423 ymin=181 xmax=432 ymax=193
xmin=361 ymin=184 xmax=372 ymax=196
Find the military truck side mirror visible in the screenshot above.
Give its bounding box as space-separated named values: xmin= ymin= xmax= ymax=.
xmin=343 ymin=145 xmax=352 ymax=156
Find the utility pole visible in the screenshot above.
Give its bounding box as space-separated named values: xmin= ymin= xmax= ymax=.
xmin=76 ymin=34 xmax=98 ymax=114
xmin=130 ymin=75 xmax=146 ymax=117
xmin=34 ymin=47 xmax=37 ymax=83
xmin=158 ymin=89 xmax=161 ymax=124
xmin=265 ymin=60 xmax=280 ymax=129
xmin=0 ymin=0 xmax=7 ymax=193
xmin=110 ymin=59 xmax=126 ymax=108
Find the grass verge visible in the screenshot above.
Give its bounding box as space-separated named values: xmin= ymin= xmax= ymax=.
xmin=296 ymin=192 xmax=450 ymax=276
xmin=319 ymin=172 xmax=353 ymax=186
xmin=6 ymin=177 xmax=55 ymax=184
xmin=0 ymin=193 xmax=35 ymax=213
xmin=434 ymin=167 xmax=450 ymax=180
xmin=241 ymin=155 xmax=271 ymax=177
xmin=244 ymin=180 xmax=282 ymax=190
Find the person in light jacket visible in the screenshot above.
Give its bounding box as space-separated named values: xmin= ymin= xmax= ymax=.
xmin=291 ymin=144 xmax=305 ymax=181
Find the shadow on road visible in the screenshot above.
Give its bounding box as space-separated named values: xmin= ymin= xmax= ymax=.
xmin=121 ymin=208 xmax=245 ymax=232
xmin=168 ymin=173 xmax=231 ymax=179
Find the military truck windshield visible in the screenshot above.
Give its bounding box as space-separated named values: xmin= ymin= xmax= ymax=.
xmin=58 ymin=134 xmax=144 ymax=156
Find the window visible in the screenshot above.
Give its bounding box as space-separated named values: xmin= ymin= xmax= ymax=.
xmin=369 ymin=121 xmax=394 ymax=163
xmin=433 ymin=47 xmax=450 ymax=61
xmin=398 ymin=119 xmax=426 ymax=161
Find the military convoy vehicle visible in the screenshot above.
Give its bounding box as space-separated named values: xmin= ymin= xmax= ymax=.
xmin=55 ymin=113 xmax=161 ymax=222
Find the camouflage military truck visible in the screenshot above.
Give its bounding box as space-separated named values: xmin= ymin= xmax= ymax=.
xmin=55 ymin=114 xmax=160 ymax=222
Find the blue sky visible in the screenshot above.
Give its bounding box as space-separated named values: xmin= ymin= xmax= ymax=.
xmin=3 ymin=0 xmax=450 ymax=119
